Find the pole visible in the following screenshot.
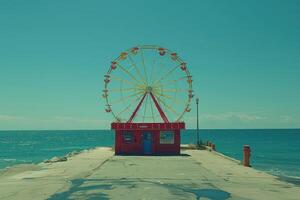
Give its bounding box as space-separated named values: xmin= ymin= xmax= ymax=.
xmin=196 ymin=97 xmax=200 ymax=146
xmin=243 ymin=145 xmax=251 ymax=167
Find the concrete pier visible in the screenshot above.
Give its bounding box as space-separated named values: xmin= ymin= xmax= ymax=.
xmin=0 ymin=147 xmax=299 ymax=200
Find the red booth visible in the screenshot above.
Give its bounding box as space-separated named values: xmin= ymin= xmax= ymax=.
xmin=112 ymin=122 xmax=185 ymax=155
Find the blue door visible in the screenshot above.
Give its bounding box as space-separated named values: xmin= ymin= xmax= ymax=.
xmin=143 ymin=132 xmax=152 ymax=154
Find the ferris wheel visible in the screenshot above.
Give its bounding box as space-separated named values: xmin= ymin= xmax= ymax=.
xmin=103 ymin=45 xmax=193 ymax=123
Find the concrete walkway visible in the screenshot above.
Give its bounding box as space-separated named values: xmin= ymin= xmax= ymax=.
xmin=1 ymin=148 xmax=300 ymax=200
xmin=49 ymin=150 xmax=300 ymax=200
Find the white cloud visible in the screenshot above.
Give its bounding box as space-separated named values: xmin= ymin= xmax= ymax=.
xmin=50 ymin=116 xmax=109 ymax=124
xmin=0 ymin=114 xmax=110 ymax=130
xmin=0 ymin=115 xmax=107 ymax=123
xmin=279 ymin=115 xmax=294 ymax=122
xmin=0 ymin=115 xmax=26 ymax=121
xmin=200 ymin=112 xmax=267 ymax=122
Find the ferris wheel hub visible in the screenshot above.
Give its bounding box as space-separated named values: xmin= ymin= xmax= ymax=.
xmin=146 ymin=86 xmax=153 ymax=93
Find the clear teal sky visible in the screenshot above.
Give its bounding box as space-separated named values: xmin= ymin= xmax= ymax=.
xmin=1 ymin=0 xmax=300 ymax=130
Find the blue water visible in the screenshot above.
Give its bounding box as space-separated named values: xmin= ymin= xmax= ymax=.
xmin=0 ymin=129 xmax=300 ymax=179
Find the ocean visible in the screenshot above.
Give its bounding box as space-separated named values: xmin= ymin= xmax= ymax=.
xmin=0 ymin=129 xmax=300 ymax=181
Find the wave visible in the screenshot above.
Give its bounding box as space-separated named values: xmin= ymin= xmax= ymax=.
xmin=0 ymin=158 xmax=30 ymax=163
xmin=265 ymin=167 xmax=282 ymax=176
xmin=0 ymin=159 xmax=17 ymax=162
xmin=17 ymin=141 xmax=40 ymax=146
xmin=42 ymin=146 xmax=87 ymax=151
xmin=278 ymin=175 xmax=300 ymax=186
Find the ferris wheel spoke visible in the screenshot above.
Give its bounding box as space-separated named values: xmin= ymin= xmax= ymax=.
xmin=170 ymin=76 xmax=188 ymax=83
xmin=153 ymin=88 xmax=189 ymax=93
xmin=153 ymin=76 xmax=188 ymax=87
xmin=156 ymin=95 xmax=179 ymax=116
xmin=149 ymin=59 xmax=157 ymax=85
xmin=153 ymin=91 xmax=184 ymax=106
xmin=109 ymin=75 xmax=143 ymax=88
xmin=117 ymin=63 xmax=145 ymax=86
xmin=109 ymin=87 xmax=144 ymax=93
xmin=140 ymin=49 xmax=149 ymax=85
xmin=128 ymin=55 xmax=147 ymax=85
xmin=115 ymin=95 xmax=141 ymax=119
xmin=115 ymin=105 xmax=132 ymax=120
xmin=152 ymin=63 xmax=181 ymax=85
xmin=110 ymin=91 xmax=144 ymax=104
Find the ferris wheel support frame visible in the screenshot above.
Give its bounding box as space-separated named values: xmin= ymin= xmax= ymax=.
xmin=127 ymin=93 xmax=147 ymax=123
xmin=127 ymin=91 xmax=170 ymax=123
xmin=149 ymin=92 xmax=169 ymax=123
